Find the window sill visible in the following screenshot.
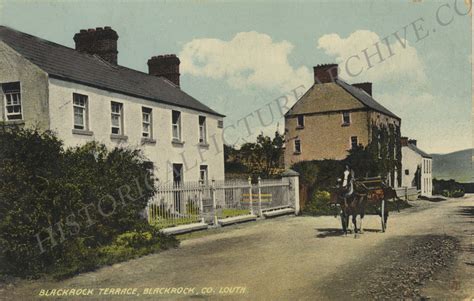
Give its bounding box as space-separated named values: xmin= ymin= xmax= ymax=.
xmin=172 ymin=139 xmax=185 ymax=146
xmin=141 ymin=138 xmax=156 ymax=145
xmin=296 ymin=126 xmax=304 ymax=130
xmin=72 ymin=129 xmax=94 ymax=136
xmin=1 ymin=120 xmax=25 ymax=126
xmin=294 ymin=151 xmax=301 ymax=155
xmin=341 ymin=123 xmax=351 ymax=127
xmin=110 ymin=134 xmax=128 ymax=141
xmin=198 ymin=142 xmax=210 ymax=148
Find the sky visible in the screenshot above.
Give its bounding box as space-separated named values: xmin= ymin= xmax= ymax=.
xmin=0 ymin=0 xmax=472 ymax=154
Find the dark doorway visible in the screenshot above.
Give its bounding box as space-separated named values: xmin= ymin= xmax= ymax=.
xmin=173 ymin=164 xmax=183 ymax=213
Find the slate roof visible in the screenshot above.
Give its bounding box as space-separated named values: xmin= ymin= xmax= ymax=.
xmin=406 ymin=143 xmax=432 ymax=158
xmin=336 ymin=80 xmax=399 ymax=120
xmin=0 ymin=26 xmax=224 ymax=117
xmin=285 ymin=78 xmax=400 ymax=120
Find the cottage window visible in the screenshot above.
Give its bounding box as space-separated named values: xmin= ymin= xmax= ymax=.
xmin=405 ymin=169 xmax=409 ymax=175
xmin=199 ymin=165 xmax=208 ymax=183
xmin=217 ymin=120 xmax=224 ymax=128
xmin=142 ymin=107 xmax=152 ymax=138
xmin=2 ymin=82 xmax=22 ymax=120
xmin=350 ymin=136 xmax=358 ymax=149
xmin=73 ymin=93 xmax=88 ymax=130
xmin=172 ymin=110 xmax=181 ymax=141
xmin=297 ymin=115 xmax=304 ymax=128
xmin=294 ymin=139 xmax=301 ymax=154
xmin=199 ymin=116 xmax=207 ymax=144
xmin=342 ymin=112 xmax=351 ymax=125
xmin=111 ymin=102 xmax=123 ymax=135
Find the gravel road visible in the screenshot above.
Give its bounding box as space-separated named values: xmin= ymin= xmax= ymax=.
xmin=2 ymin=196 xmax=473 ymax=300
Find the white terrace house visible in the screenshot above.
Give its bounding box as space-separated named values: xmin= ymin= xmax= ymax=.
xmin=0 ymin=26 xmax=225 ymax=184
xmin=401 ymin=137 xmax=433 ymax=197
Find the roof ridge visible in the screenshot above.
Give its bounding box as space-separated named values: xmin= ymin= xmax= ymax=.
xmin=335 ymin=79 xmax=400 ymax=120
xmin=0 ymin=25 xmax=224 ymax=117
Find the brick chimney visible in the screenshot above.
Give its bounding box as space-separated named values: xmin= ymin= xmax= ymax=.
xmin=313 ymin=64 xmax=338 ymax=84
xmin=408 ymin=139 xmax=417 ymax=146
xmin=400 ymin=137 xmax=409 ymax=147
xmin=147 ymin=55 xmax=181 ymax=87
xmin=74 ymin=27 xmax=119 ymax=65
xmin=353 ymin=82 xmax=372 ymax=96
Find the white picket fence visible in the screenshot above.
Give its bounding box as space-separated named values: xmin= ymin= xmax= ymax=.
xmin=147 ymin=177 xmax=295 ymax=229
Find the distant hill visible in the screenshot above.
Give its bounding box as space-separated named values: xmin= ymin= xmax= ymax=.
xmin=431 ymin=149 xmax=473 ymax=183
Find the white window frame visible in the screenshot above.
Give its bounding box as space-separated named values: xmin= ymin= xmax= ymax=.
xmin=294 ymin=139 xmax=301 ymax=154
xmin=2 ymin=82 xmax=22 ymax=121
xmin=297 ymin=115 xmax=304 ymax=128
xmin=199 ymin=115 xmax=207 ymax=144
xmin=342 ymin=112 xmax=351 ymax=125
xmin=172 ymin=110 xmax=181 ymax=141
xmin=350 ymin=136 xmax=358 ymax=149
xmin=111 ymin=101 xmax=124 ymax=135
xmin=142 ymin=107 xmax=152 ymax=138
xmin=73 ymin=93 xmax=88 ymax=130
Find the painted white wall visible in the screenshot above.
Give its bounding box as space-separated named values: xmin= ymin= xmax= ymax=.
xmin=48 ymin=78 xmax=225 ymax=183
xmin=401 ymin=146 xmax=432 ymax=196
xmin=0 ymin=42 xmax=50 ymax=129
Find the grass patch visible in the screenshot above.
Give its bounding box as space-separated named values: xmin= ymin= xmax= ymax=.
xmin=150 ymin=216 xmax=201 ymax=229
xmin=219 ymin=208 xmax=250 ymax=218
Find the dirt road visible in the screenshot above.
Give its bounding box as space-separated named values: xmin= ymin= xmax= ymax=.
xmin=3 ymin=197 xmax=473 ymax=300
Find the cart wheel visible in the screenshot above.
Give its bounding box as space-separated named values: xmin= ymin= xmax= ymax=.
xmin=381 ymin=200 xmax=386 ymax=233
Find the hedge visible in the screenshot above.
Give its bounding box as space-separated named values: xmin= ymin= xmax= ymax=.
xmin=0 ymin=126 xmax=177 ymax=278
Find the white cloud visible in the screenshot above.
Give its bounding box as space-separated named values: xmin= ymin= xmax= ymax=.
xmin=179 ymin=31 xmax=312 ymax=92
xmin=317 ymin=30 xmax=427 ymax=86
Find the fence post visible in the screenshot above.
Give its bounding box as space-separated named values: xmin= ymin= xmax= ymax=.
xmin=281 ymin=169 xmax=300 ymax=215
xmin=199 ymin=180 xmax=204 ymax=223
xmin=211 ymin=179 xmax=218 ymax=226
xmin=248 ymin=176 xmax=254 ymax=215
xmin=257 ymin=177 xmax=263 ymax=217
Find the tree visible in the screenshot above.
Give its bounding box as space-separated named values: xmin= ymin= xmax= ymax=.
xmin=239 ymin=131 xmax=284 ymax=177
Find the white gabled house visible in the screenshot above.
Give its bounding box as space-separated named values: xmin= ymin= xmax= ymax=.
xmin=0 ymin=25 xmax=225 ymax=184
xmin=401 ymin=137 xmax=432 ymax=197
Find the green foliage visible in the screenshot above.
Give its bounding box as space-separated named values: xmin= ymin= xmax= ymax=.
xmin=0 ymin=126 xmax=175 ymax=278
xmin=433 ymin=178 xmax=465 ymax=198
xmin=366 ymin=124 xmax=402 ymax=184
xmin=292 ymin=160 xmax=343 ymax=190
xmin=225 ymin=131 xmax=284 ymax=179
xmin=303 ymin=190 xmax=334 ymax=215
xmin=220 ymin=208 xmax=249 ymax=218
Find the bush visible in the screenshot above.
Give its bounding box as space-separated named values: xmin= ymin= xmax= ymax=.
xmin=303 ymin=190 xmax=335 ymax=216
xmin=0 ymin=126 xmax=176 ymax=278
xmin=433 ymin=178 xmax=465 ymax=198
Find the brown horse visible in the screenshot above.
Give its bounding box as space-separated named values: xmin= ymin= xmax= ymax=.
xmin=330 ymin=184 xmax=396 ymax=235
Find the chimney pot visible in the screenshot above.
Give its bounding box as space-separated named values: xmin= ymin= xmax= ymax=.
xmin=74 ymin=26 xmax=119 ymax=65
xmin=313 ymin=64 xmax=338 ymax=84
xmin=353 ymin=82 xmax=372 ymax=96
xmin=147 ymin=54 xmax=181 ymax=88
xmin=104 ymin=26 xmax=111 ymax=30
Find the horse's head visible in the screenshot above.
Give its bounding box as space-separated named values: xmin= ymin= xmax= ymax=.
xmin=329 ymin=187 xmax=342 ymax=205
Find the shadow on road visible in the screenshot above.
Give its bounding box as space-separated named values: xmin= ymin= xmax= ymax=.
xmin=315 ymin=228 xmax=381 ymax=238
xmin=457 ymin=206 xmax=474 ymax=217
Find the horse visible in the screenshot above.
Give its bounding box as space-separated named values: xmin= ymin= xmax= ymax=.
xmin=330 ymin=182 xmax=397 ymax=235
xmin=329 ymin=187 xmax=366 ymax=235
